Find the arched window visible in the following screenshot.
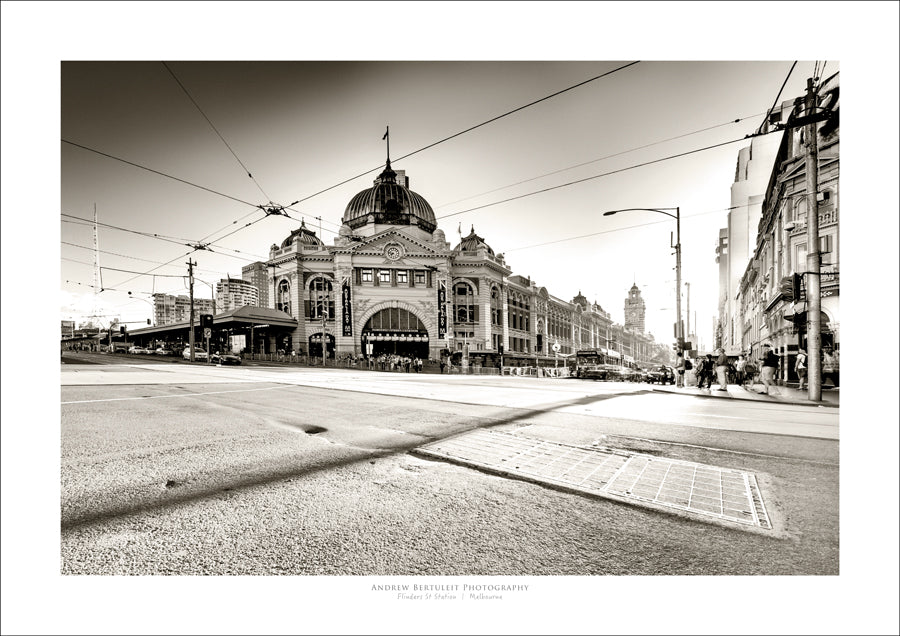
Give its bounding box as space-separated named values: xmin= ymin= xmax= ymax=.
xmin=491 ymin=286 xmax=502 ymax=327
xmin=454 ymin=282 xmax=476 ymax=324
xmin=309 ymin=277 xmax=334 ymax=320
xmin=277 ymin=279 xmax=291 ymax=315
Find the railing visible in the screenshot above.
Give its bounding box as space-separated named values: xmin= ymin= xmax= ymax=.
xmin=501 ymin=366 xmax=571 ymax=378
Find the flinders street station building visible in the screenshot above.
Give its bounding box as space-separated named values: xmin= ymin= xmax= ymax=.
xmin=127 ymin=154 xmax=668 ymax=369
xmin=261 ymin=158 xmax=666 ymax=368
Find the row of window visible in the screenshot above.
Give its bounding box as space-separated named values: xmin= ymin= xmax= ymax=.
xmin=358 ymin=268 xmax=429 ymax=287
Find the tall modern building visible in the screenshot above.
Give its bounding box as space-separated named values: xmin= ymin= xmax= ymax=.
xmin=623 ymin=284 xmax=646 ymax=334
xmin=241 ymin=262 xmax=270 ymax=310
xmin=215 ymin=277 xmax=260 ymax=313
xmin=718 ymin=109 xmax=785 ymax=352
xmin=153 ymin=294 xmax=215 ymax=326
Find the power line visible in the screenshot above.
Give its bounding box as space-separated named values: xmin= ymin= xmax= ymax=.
xmin=434 ymin=110 xmax=767 ymax=210
xmin=62 ymin=213 xmax=199 ymax=247
xmin=286 ymin=62 xmax=642 ymax=209
xmin=162 ymin=61 xmax=271 ymax=202
xmin=436 ymin=135 xmax=758 ymax=221
xmin=502 ymin=205 xmax=745 ymax=253
xmin=754 ymin=61 xmax=798 ymax=136
xmin=62 ymin=140 xmax=260 ymax=207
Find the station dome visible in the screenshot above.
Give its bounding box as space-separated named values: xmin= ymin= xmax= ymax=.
xmin=455 ymin=226 xmax=495 ymax=256
xmin=280 ymin=219 xmax=324 ymax=249
xmin=342 ymin=160 xmax=436 ymax=233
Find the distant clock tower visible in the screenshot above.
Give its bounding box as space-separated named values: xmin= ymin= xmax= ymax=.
xmin=624 ymin=283 xmax=646 ymax=334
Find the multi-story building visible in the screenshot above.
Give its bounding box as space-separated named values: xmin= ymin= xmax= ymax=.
xmin=241 ymin=261 xmax=270 ymax=310
xmin=153 ymin=293 xmax=215 ymax=326
xmin=215 ymin=277 xmax=260 ymax=313
xmin=719 ymin=121 xmax=784 ymax=353
xmin=734 ymin=72 xmax=839 ymax=382
xmin=264 ymin=157 xmax=664 ymax=367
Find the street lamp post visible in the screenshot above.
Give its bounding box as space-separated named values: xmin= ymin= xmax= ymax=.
xmin=603 ymin=207 xmax=682 ymax=353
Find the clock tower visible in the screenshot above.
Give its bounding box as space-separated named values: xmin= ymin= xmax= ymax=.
xmin=624 ymin=283 xmax=646 ymax=334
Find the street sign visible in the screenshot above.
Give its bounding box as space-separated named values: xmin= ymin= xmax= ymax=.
xmin=204 ymin=328 xmax=212 ymax=339
xmin=552 ymin=342 xmax=561 ymax=353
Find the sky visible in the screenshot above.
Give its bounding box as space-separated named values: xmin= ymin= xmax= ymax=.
xmin=3 ymin=2 xmax=900 ymax=635
xmin=58 ymin=56 xmax=833 ymax=345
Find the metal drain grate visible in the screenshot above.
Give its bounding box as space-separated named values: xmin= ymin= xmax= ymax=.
xmin=415 ymin=429 xmax=771 ymax=530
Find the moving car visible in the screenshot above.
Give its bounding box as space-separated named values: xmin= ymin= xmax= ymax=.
xmin=578 ymin=364 xmax=609 ymax=381
xmin=213 ymin=352 xmax=241 ymax=366
xmin=645 ymin=365 xmax=676 ymax=385
xmin=128 ymin=346 xmax=150 ymax=355
xmin=182 ymin=347 xmax=209 ymax=361
xmin=154 ymin=347 xmax=174 ymax=356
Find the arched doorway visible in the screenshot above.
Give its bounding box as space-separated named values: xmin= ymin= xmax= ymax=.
xmin=308 ymin=332 xmax=334 ymax=359
xmin=362 ymin=307 xmax=430 ymax=358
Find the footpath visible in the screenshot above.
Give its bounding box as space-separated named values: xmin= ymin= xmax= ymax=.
xmin=653 ymin=380 xmax=839 ymax=407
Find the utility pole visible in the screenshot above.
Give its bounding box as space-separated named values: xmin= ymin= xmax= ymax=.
xmin=804 ymin=77 xmax=822 ymax=401
xmin=187 ymin=259 xmax=196 ymax=362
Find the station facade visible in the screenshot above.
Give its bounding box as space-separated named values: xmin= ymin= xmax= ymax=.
xmin=264 ymin=158 xmax=666 ymax=367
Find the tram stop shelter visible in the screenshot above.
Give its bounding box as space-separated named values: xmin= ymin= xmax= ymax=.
xmin=125 ymin=305 xmax=299 ymax=355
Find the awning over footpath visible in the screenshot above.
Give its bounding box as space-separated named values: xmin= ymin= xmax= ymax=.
xmin=128 ymin=306 xmax=298 ymax=338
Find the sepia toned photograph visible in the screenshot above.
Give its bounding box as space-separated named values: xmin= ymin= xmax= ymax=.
xmin=3 ymin=2 xmax=898 ymax=635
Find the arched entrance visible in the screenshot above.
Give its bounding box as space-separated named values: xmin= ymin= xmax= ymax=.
xmin=308 ymin=332 xmax=334 ymax=359
xmin=794 ymin=310 xmax=835 ymax=350
xmin=362 ymin=306 xmax=430 ymax=358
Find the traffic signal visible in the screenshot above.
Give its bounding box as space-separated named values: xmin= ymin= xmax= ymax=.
xmin=498 ymin=344 xmax=504 ymax=355
xmin=120 ymin=325 xmax=127 ymax=334
xmin=147 ymin=318 xmax=151 ymax=325
xmin=791 ymin=273 xmax=802 ymax=301
xmin=200 ymin=314 xmax=213 ymax=328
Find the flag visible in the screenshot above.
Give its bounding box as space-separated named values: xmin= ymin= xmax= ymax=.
xmin=457 ymin=222 xmax=462 ymax=236
xmin=382 ymin=127 xmax=389 ymax=140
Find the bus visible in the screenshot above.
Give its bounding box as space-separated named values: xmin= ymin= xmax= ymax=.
xmin=574 ymin=349 xmax=606 ymax=379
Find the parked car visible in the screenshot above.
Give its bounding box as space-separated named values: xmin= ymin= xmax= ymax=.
xmin=154 ymin=347 xmax=174 ymax=356
xmin=182 ymin=347 xmax=209 ymax=361
xmin=645 ymin=365 xmax=676 ymax=385
xmin=213 ymin=352 xmax=242 ymax=365
xmin=128 ymin=346 xmax=150 ymax=355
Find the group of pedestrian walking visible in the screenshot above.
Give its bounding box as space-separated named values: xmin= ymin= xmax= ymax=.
xmin=370 ymin=354 xmax=423 ymax=373
xmin=672 ymin=343 xmax=837 ymax=396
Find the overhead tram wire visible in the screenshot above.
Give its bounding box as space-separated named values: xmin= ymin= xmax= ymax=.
xmin=65 ymin=64 xmax=641 ymax=257
xmin=62 ymin=140 xmax=260 ymax=208
xmin=753 ymin=61 xmax=798 ymax=136
xmin=435 ymin=134 xmax=764 ymax=221
xmin=61 ymin=140 xmax=325 ymax=247
xmin=61 ymin=213 xmax=198 ymax=247
xmin=434 ymin=109 xmax=768 ymax=210
xmin=162 ymin=61 xmax=271 ymax=203
xmin=502 ymin=204 xmax=748 ymax=253
xmin=283 ymin=61 xmax=642 ymax=210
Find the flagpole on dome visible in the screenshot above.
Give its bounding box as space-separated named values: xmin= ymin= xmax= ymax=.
xmin=383 ymin=126 xmax=390 ymax=165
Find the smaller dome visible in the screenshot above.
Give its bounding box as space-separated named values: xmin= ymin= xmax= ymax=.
xmin=455 ymin=226 xmax=494 ymax=256
xmin=280 ymin=220 xmax=323 ymax=249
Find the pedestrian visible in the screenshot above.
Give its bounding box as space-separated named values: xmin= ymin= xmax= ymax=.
xmin=735 ymin=354 xmax=747 ymax=387
xmin=822 ymin=346 xmax=839 ymax=387
xmin=715 ymin=348 xmax=729 ymax=391
xmin=694 ymin=355 xmax=709 ymax=389
xmin=795 ymin=348 xmax=808 ymax=390
xmin=674 ymin=351 xmax=685 ymax=387
xmin=759 ymin=344 xmax=780 ymax=395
